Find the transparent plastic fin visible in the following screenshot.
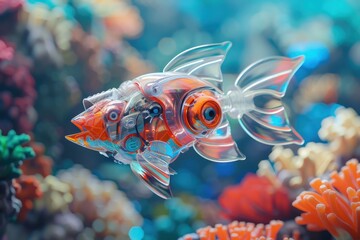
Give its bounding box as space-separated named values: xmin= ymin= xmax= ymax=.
xmin=236 ymin=56 xmax=304 ymax=97
xmin=247 ymin=106 xmax=292 ymax=131
xmin=239 ymin=114 xmax=304 ymax=145
xmin=194 ymin=119 xmax=246 ymax=161
xmin=83 ymin=88 xmax=122 ymax=109
xmin=163 ymin=42 xmax=232 ymax=86
xmin=141 ymin=141 xmax=177 ymax=175
xmin=130 ymin=159 xmax=172 ymax=199
xmin=223 ymin=56 xmax=304 ymax=145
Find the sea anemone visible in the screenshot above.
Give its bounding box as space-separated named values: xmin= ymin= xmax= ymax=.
xmin=293 ymin=158 xmax=360 ymax=240
xmin=218 ymin=174 xmax=291 ymax=224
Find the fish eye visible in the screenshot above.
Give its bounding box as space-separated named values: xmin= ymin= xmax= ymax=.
xmin=107 ymin=109 xmax=121 ymax=122
xmin=149 ymin=103 xmax=162 ymax=116
xmin=203 ymin=107 xmax=216 ymax=121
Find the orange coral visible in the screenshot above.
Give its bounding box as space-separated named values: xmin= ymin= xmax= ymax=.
xmin=21 ymin=141 xmax=53 ymax=177
xmin=181 ymin=220 xmax=301 ymax=240
xmin=293 ymin=159 xmax=360 ymax=239
xmin=14 ymin=175 xmax=42 ymax=221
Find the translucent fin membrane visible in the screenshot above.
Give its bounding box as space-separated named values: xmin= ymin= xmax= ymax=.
xmin=194 ymin=120 xmax=245 ymax=161
xmin=223 ymin=56 xmax=304 ymax=145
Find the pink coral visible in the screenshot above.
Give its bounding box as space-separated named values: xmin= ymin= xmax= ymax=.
xmin=0 ymin=0 xmax=23 ymax=15
xmin=0 ymin=39 xmax=36 ymax=134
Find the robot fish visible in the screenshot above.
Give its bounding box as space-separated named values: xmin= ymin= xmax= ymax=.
xmin=66 ymin=42 xmax=304 ymax=199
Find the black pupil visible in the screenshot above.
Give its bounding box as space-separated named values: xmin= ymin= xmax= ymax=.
xmin=204 ymin=107 xmax=216 ymax=121
xmin=111 ymin=112 xmax=117 ymax=119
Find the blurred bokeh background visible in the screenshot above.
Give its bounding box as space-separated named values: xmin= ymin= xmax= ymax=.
xmin=1 ymin=0 xmax=360 ymax=239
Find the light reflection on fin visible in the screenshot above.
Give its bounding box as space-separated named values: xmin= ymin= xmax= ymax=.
xmin=141 ymin=141 xmax=177 ymax=175
xmin=130 ymin=159 xmax=172 ymax=199
xmin=194 ymin=119 xmax=245 ymax=162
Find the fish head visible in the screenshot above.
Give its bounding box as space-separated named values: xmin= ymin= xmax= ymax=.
xmin=66 ymin=99 xmax=126 ymax=152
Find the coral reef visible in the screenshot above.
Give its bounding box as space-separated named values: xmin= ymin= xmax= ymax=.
xmin=258 ymin=143 xmax=337 ymax=200
xmin=180 ymin=220 xmax=302 ymax=240
xmin=0 ymin=130 xmax=34 ymax=237
xmin=34 ymin=175 xmax=73 ymax=214
xmin=0 ymin=130 xmax=34 ymax=180
xmin=57 ymin=165 xmax=142 ymax=239
xmin=293 ymin=159 xmax=360 ymax=240
xmin=294 ymin=74 xmax=339 ymax=111
xmin=14 ymin=175 xmax=42 ymax=221
xmin=319 ymin=107 xmax=360 ymax=159
xmin=0 ymin=40 xmax=37 ymax=134
xmin=218 ymin=174 xmax=291 ymax=224
xmin=21 ymin=140 xmax=53 ymax=177
xmin=0 ymin=0 xmax=23 ymax=36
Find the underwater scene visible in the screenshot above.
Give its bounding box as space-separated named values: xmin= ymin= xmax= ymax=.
xmin=1 ymin=0 xmax=360 ymax=239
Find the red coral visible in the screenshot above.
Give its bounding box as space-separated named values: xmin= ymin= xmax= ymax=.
xmin=219 ymin=174 xmax=292 ymax=223
xmin=0 ymin=39 xmax=36 ymax=134
xmin=21 ymin=141 xmax=53 ymax=177
xmin=14 ymin=175 xmax=42 ymax=221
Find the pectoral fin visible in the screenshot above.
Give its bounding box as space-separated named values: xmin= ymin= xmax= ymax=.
xmin=130 ymin=159 xmax=172 ymax=199
xmin=130 ymin=141 xmax=178 ymax=199
xmin=194 ymin=120 xmax=245 ymax=162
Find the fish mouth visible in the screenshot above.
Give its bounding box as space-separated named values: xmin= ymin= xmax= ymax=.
xmin=65 ymin=131 xmax=90 ymax=145
xmin=65 ymin=116 xmax=91 ymax=146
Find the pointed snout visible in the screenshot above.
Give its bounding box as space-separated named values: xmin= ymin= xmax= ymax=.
xmin=65 ymin=106 xmax=109 ymax=149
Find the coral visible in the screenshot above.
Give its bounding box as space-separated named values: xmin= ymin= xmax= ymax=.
xmin=180 ymin=220 xmax=303 ymax=240
xmin=218 ymin=174 xmax=291 ymax=224
xmin=148 ymin=196 xmax=206 ymax=239
xmin=293 ymin=159 xmax=360 ymax=240
xmin=23 ymin=2 xmax=74 ymax=53
xmin=319 ymin=107 xmax=360 ymax=158
xmin=70 ymin=26 xmax=104 ymax=93
xmin=34 ymin=175 xmax=73 ymax=214
xmin=0 ymin=0 xmax=23 ymax=36
xmin=57 ymin=165 xmax=142 ymax=239
xmin=0 ymin=39 xmax=37 ymax=134
xmin=258 ymin=143 xmax=337 ymax=193
xmin=0 ymin=130 xmax=34 ymax=180
xmin=14 ymin=175 xmax=42 ymax=221
xmin=21 ymin=23 xmax=63 ymax=70
xmin=21 ymin=141 xmax=53 ymax=177
xmin=0 ymin=0 xmax=23 ymax=15
xmin=0 ymin=130 xmax=33 ymax=237
xmin=0 ymin=180 xmax=21 ymax=237
xmin=294 ymin=74 xmax=339 ymax=111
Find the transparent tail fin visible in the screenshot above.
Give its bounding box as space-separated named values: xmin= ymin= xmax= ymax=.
xmin=222 ymin=56 xmax=305 ymax=145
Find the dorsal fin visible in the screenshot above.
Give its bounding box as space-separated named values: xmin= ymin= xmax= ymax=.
xmin=82 ymin=88 xmax=121 ymax=110
xmin=163 ymin=42 xmax=232 ymax=88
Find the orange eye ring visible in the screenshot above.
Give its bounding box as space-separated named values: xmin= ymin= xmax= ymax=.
xmin=183 ymin=92 xmax=222 ymax=134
